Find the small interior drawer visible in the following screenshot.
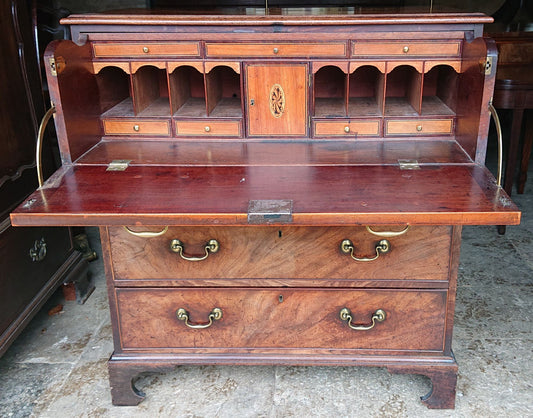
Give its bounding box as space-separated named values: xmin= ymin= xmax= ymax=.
xmin=314 ymin=120 xmax=380 ymax=137
xmin=353 ymin=41 xmax=461 ymax=57
xmin=103 ymin=119 xmax=171 ymax=136
xmin=206 ymin=42 xmax=347 ymax=57
xmin=175 ymin=120 xmax=242 ymax=137
xmin=92 ymin=42 xmax=200 ymax=57
xmin=116 ymin=287 xmax=447 ymax=351
xmin=386 ymin=119 xmax=453 ymax=135
xmin=108 ymin=225 xmax=452 ymax=282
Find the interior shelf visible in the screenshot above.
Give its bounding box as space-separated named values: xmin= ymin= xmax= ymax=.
xmin=349 ymin=65 xmax=384 ymax=117
xmin=95 ymin=66 xmax=131 ymax=114
xmin=422 ymin=64 xmax=458 ymax=116
xmin=314 ymin=66 xmax=346 ymax=117
xmin=206 ymin=66 xmax=242 ymax=117
xmin=132 ymin=66 xmax=169 ymax=116
xmin=384 ymin=97 xmax=419 ymax=117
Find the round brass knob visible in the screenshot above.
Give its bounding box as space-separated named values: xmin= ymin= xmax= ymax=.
xmin=344 ymin=126 xmax=350 ymax=133
xmin=403 ymin=46 xmax=409 ymax=53
xmin=416 ymin=125 xmax=423 ymax=132
xmin=133 ymin=125 xmax=140 ymax=132
xmin=273 ymin=47 xmax=279 ymax=54
xmin=143 ymin=46 xmax=149 ymax=53
xmin=204 ymin=126 xmax=211 ymax=132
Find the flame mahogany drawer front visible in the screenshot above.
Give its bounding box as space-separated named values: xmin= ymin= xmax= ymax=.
xmin=352 ymin=41 xmax=461 ymax=57
xmin=385 ymin=119 xmax=454 ymax=136
xmin=115 ymin=287 xmax=447 ymax=351
xmin=109 ymin=225 xmax=452 ymax=282
xmin=103 ymin=119 xmax=171 ymax=136
xmin=92 ymin=42 xmax=201 ymax=57
xmin=205 ymin=42 xmax=347 ymax=57
xmin=175 ymin=120 xmax=242 ymax=137
xmin=314 ymin=120 xmax=381 ymax=137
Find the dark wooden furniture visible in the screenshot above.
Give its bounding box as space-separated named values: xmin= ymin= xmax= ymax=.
xmin=492 ymin=33 xmax=533 ymax=196
xmin=11 ymin=9 xmax=520 ymax=409
xmin=0 ymin=0 xmax=87 ymax=357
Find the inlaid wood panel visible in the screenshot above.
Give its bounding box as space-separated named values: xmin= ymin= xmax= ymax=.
xmin=314 ymin=120 xmax=380 ymax=137
xmin=92 ymin=42 xmax=200 ymax=57
xmin=386 ymin=119 xmax=453 ymax=135
xmin=246 ymin=64 xmax=307 ymax=136
xmin=103 ymin=119 xmax=170 ymax=136
xmin=175 ymin=120 xmax=241 ymax=137
xmin=116 ymin=287 xmax=447 ymax=351
xmin=353 ymin=41 xmax=461 ymax=57
xmin=206 ymin=42 xmax=347 ymax=57
xmin=108 ymin=226 xmax=452 ymax=281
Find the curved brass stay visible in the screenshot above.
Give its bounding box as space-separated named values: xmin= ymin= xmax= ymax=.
xmin=123 ymin=226 xmax=169 ymax=238
xmin=339 ymin=307 xmax=386 ymax=331
xmin=488 ymin=103 xmax=503 ymax=187
xmin=170 ymin=239 xmax=219 ymax=261
xmin=365 ymin=225 xmax=410 ymax=237
xmin=176 ymin=307 xmax=222 ymax=329
xmin=340 ymin=239 xmax=390 ymax=262
xmin=36 ymin=106 xmax=56 ymax=187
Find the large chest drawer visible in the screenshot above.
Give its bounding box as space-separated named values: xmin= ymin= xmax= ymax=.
xmin=116 ymin=287 xmax=447 ymax=352
xmin=108 ymin=225 xmax=452 ymax=282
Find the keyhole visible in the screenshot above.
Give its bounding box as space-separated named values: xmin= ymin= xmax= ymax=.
xmin=278 ymin=230 xmax=282 ymax=238
xmin=278 ymin=295 xmax=284 ymax=303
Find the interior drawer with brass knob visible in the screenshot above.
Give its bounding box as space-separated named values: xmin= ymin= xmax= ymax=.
xmin=115 ymin=287 xmax=447 ymax=352
xmin=106 ymin=225 xmax=453 ymax=284
xmin=175 ymin=120 xmax=242 ymax=137
xmin=92 ymin=42 xmax=200 ymax=58
xmin=102 ymin=119 xmax=171 ymax=136
xmin=385 ymin=119 xmax=454 ymax=136
xmin=205 ymin=42 xmax=347 ymax=57
xmin=352 ymin=41 xmax=461 ymax=57
xmin=313 ymin=120 xmax=381 ymax=137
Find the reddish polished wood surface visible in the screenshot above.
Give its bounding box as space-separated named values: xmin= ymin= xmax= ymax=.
xmin=11 ymin=164 xmax=519 ymax=227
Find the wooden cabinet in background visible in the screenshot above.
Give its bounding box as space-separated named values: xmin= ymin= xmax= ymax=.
xmin=11 ymin=9 xmax=521 ymax=409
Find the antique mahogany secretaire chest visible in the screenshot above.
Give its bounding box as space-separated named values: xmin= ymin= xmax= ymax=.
xmin=11 ymin=8 xmax=521 ymax=409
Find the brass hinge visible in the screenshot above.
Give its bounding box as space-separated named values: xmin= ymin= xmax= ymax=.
xmin=106 ymin=160 xmax=131 ymax=171
xmin=398 ymin=159 xmax=420 ymax=170
xmin=483 ymin=56 xmax=493 ymax=75
xmin=48 ymin=56 xmax=65 ymax=76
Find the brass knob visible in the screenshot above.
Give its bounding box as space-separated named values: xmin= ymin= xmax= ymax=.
xmin=416 ymin=125 xmax=423 ymax=132
xmin=204 ymin=126 xmax=211 ymax=132
xmin=143 ymin=46 xmax=149 ymax=53
xmin=133 ymin=125 xmax=140 ymax=132
xmin=403 ymin=46 xmax=409 ymax=53
xmin=273 ymin=47 xmax=279 ymax=54
xmin=344 ymin=126 xmax=350 ymax=133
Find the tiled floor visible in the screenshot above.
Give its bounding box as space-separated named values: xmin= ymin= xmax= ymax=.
xmin=0 ymin=166 xmax=531 ymax=417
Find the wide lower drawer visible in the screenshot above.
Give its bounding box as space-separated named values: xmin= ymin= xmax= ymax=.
xmin=92 ymin=42 xmax=200 ymax=58
xmin=108 ymin=225 xmax=452 ymax=282
xmin=205 ymin=42 xmax=347 ymax=57
xmin=175 ymin=120 xmax=241 ymax=137
xmin=353 ymin=41 xmax=461 ymax=57
xmin=103 ymin=119 xmax=171 ymax=136
xmin=385 ymin=119 xmax=454 ymax=135
xmin=116 ymin=288 xmax=447 ymax=351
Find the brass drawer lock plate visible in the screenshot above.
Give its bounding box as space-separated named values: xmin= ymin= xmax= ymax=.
xmin=248 ymin=199 xmax=293 ymax=224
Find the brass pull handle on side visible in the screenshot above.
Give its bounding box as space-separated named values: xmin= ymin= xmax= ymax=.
xmin=123 ymin=226 xmax=169 ymax=238
xmin=365 ymin=225 xmax=410 ymax=237
xmin=341 ymin=239 xmax=390 ymax=262
xmin=340 ymin=308 xmax=386 ymax=331
xmin=170 ymin=239 xmax=219 ymax=261
xmin=176 ymin=307 xmax=222 ymax=329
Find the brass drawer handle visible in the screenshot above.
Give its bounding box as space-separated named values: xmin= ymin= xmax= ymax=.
xmin=123 ymin=226 xmax=168 ymax=238
xmin=170 ymin=239 xmax=219 ymax=261
xmin=403 ymin=46 xmax=409 ymax=53
xmin=176 ymin=307 xmax=222 ymax=329
xmin=273 ymin=47 xmax=279 ymax=54
xmin=340 ymin=239 xmax=390 ymax=262
xmin=143 ymin=46 xmax=149 ymax=53
xmin=344 ymin=126 xmax=350 ymax=133
xmin=340 ymin=307 xmax=386 ymax=331
xmin=365 ymin=225 xmax=410 ymax=237
xmin=133 ymin=124 xmax=140 ymax=132
xmin=416 ymin=124 xmax=423 ymax=132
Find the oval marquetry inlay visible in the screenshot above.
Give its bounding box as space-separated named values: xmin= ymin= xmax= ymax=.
xmin=269 ymin=84 xmax=285 ymax=118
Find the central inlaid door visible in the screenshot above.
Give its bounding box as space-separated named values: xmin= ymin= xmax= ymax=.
xmin=246 ymin=64 xmax=307 ymax=136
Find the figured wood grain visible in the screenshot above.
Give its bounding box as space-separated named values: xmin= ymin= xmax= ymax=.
xmin=175 ymin=120 xmax=241 ymax=136
xmin=92 ymin=42 xmax=200 ymax=57
xmin=116 ymin=287 xmax=447 ymax=351
xmin=11 ymin=164 xmax=520 ymax=226
xmin=386 ymin=119 xmax=453 ymax=135
xmin=108 ymin=225 xmax=451 ymax=281
xmin=206 ymin=42 xmax=347 ymax=57
xmin=314 ymin=120 xmax=380 ymax=136
xmin=353 ymin=41 xmax=461 ymax=57
xmin=103 ymin=119 xmax=170 ymax=136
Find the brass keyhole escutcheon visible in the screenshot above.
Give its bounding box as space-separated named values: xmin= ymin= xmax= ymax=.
xmin=403 ymin=46 xmax=409 ymax=53
xmin=143 ymin=46 xmax=149 ymax=53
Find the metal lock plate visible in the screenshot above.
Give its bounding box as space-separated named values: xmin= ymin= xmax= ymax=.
xmin=248 ymin=200 xmax=293 ymax=224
